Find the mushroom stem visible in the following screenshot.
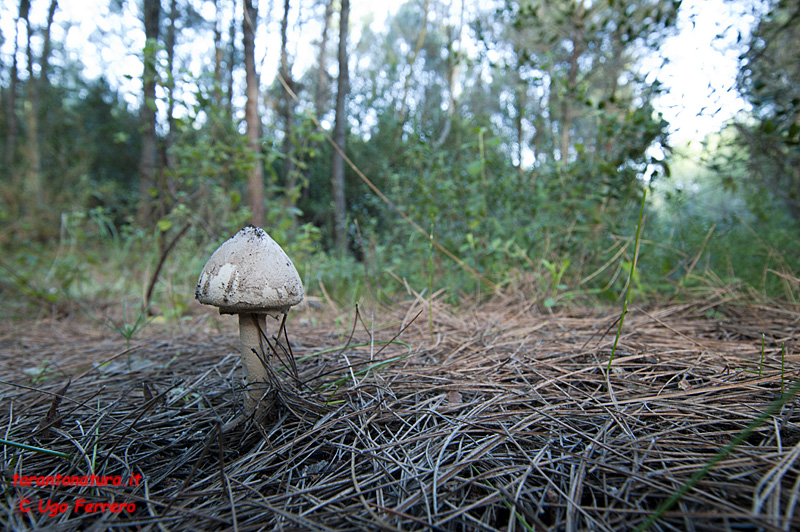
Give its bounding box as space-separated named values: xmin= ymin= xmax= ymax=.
xmin=238 ymin=312 xmax=269 ymax=415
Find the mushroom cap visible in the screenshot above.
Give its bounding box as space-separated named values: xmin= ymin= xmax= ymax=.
xmin=195 ymin=225 xmax=305 ymax=315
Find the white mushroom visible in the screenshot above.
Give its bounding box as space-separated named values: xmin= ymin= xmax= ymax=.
xmin=195 ymin=225 xmax=304 ymax=417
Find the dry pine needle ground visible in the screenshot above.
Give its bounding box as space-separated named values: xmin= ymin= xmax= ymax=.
xmin=1 ymin=296 xmax=799 ymax=531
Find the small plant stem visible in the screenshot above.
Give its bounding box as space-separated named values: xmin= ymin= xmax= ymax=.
xmin=478 ymin=127 xmax=487 ymax=187
xmin=607 ymin=189 xmax=647 ymax=373
xmin=429 ymin=218 xmax=434 ymax=343
xmin=143 ymin=222 xmax=191 ymax=313
xmin=781 ymin=343 xmax=785 ymax=396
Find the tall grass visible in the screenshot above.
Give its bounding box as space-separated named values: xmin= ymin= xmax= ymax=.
xmin=607 ymin=189 xmax=647 ymax=372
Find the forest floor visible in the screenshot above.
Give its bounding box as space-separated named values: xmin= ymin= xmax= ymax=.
xmin=2 ymin=293 xmax=800 ymax=531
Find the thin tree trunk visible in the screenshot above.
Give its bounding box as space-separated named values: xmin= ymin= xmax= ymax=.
xmin=559 ymin=1 xmax=585 ymax=164
xmin=315 ymin=0 xmax=333 ymax=118
xmin=165 ymin=0 xmax=177 ymax=161
xmin=6 ymin=8 xmax=20 ymax=176
xmin=243 ymin=0 xmax=264 ymax=227
xmin=433 ymin=0 xmax=464 ymax=149
xmin=227 ymin=12 xmax=236 ymax=113
xmin=27 ymin=0 xmax=58 ymax=211
xmin=158 ymin=0 xmax=178 ymax=223
xmin=516 ymin=77 xmax=525 ymax=183
xmin=39 ymin=0 xmax=58 ymax=82
xmin=398 ymin=0 xmax=429 ymax=127
xmin=432 ymin=58 xmax=456 ymax=149
xmin=213 ymin=0 xmax=223 ymax=107
xmin=331 ymin=0 xmax=349 ymax=253
xmin=23 ymin=0 xmax=42 ymax=209
xmin=280 ymin=0 xmax=295 ymax=183
xmin=559 ymin=47 xmax=579 ymax=162
xmin=137 ymin=0 xmax=161 ymax=226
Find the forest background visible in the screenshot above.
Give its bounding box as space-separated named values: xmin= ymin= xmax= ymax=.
xmin=1 ymin=0 xmax=799 ymax=320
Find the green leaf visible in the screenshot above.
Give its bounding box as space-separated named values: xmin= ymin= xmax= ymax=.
xmin=467 ymin=160 xmax=483 ymax=177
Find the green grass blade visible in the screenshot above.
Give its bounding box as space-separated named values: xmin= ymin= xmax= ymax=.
xmin=1 ymin=438 xmax=71 ymax=459
xmin=607 ymin=189 xmax=647 ymax=373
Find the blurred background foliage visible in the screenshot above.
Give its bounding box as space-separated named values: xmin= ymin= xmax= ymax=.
xmin=0 ymin=0 xmax=798 ymax=320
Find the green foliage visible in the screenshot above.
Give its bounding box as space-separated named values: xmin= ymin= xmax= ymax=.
xmin=0 ymin=77 xmax=140 ymax=240
xmin=648 ymin=137 xmax=800 ymax=301
xmin=541 ymin=257 xmax=570 ymax=308
xmin=335 ymin=109 xmax=665 ymax=304
xmin=735 ymin=0 xmax=800 ymax=222
xmin=1 ymin=0 xmax=798 ymax=315
xmin=89 ymin=300 xmax=153 ymax=369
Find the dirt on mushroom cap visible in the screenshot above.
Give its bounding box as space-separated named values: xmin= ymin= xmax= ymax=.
xmin=195 ymin=225 xmax=304 ymax=314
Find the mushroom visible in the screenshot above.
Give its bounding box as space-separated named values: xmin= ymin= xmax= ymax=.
xmin=195 ymin=225 xmax=304 ymax=417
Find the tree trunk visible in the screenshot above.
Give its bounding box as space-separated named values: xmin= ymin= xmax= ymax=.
xmin=280 ymin=0 xmax=295 ymax=183
xmin=559 ymin=1 xmax=585 ymax=164
xmin=315 ymin=0 xmax=333 ymax=118
xmin=22 ymin=0 xmax=42 ymax=210
xmin=227 ymin=12 xmax=236 ymax=113
xmin=516 ymin=77 xmax=525 ymax=183
xmin=243 ymin=0 xmax=264 ymax=227
xmin=27 ymin=0 xmax=58 ymax=212
xmin=165 ymin=0 xmax=177 ymax=160
xmin=39 ymin=0 xmax=58 ymax=82
xmin=559 ymin=50 xmax=578 ymax=163
xmin=433 ymin=0 xmax=465 ymax=149
xmin=213 ymin=0 xmax=223 ymax=107
xmin=6 ymin=7 xmax=21 ymax=176
xmin=159 ymin=0 xmax=178 ymax=221
xmin=432 ymin=57 xmax=456 ymax=149
xmin=398 ymin=0 xmax=429 ymax=127
xmin=137 ymin=0 xmax=161 ymax=226
xmin=331 ymin=0 xmax=350 ymax=253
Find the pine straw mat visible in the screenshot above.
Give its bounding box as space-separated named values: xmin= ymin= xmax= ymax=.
xmin=2 ymin=298 xmax=800 ymax=531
